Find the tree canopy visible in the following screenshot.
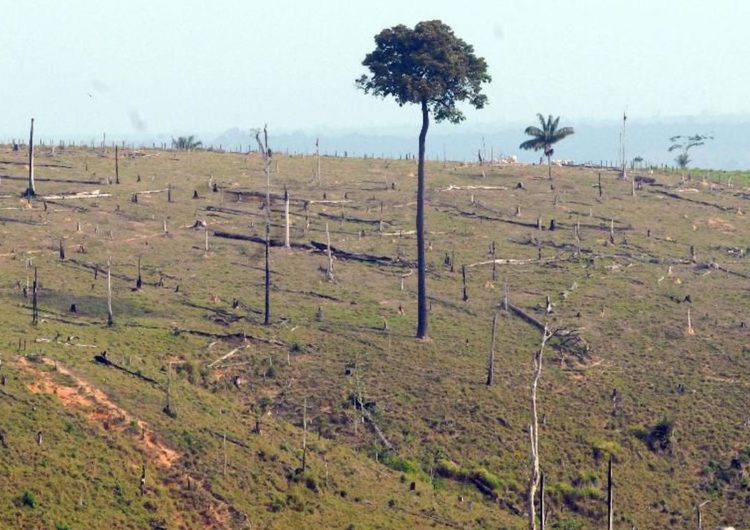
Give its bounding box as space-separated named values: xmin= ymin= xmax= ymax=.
xmin=668 ymin=134 xmax=713 ymax=169
xmin=356 ymin=20 xmax=491 ymax=123
xmin=171 ymin=135 xmax=202 ymax=151
xmin=519 ymin=114 xmax=575 ymax=156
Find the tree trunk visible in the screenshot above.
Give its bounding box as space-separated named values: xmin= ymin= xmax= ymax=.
xmin=264 ymin=222 xmax=271 ymax=326
xmin=416 ymin=99 xmax=430 ymax=339
xmin=107 ymin=257 xmax=114 ymax=326
xmin=115 ymin=145 xmax=120 ymax=184
xmin=529 ymin=324 xmax=551 ymax=530
xmin=486 ymin=313 xmax=497 ymax=385
xmin=26 ymin=118 xmax=36 ymax=197
xmin=607 ymin=456 xmax=614 ymax=530
xmin=284 ymin=187 xmax=291 ymax=249
xmin=546 ymin=153 xmax=552 ymax=180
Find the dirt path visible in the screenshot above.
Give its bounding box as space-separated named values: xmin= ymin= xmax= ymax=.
xmin=17 ymin=356 xmax=249 ymax=528
xmin=19 ymin=355 xmax=178 ymax=467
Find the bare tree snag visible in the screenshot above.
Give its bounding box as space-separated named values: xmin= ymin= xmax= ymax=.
xmin=167 ymin=183 xmax=172 ymax=203
xmin=59 ymin=240 xmax=65 ymax=261
xmin=163 ymin=361 xmax=175 ymax=417
xmin=686 ymin=308 xmax=695 ymax=336
xmin=598 ymin=172 xmax=603 ymax=198
xmin=696 ymin=500 xmax=709 ymax=529
xmin=115 ymin=145 xmax=120 ymax=184
xmin=24 ymin=118 xmax=36 ymax=197
xmin=32 ymin=267 xmax=39 ymax=325
xmin=462 ymin=265 xmax=468 ymax=302
xmin=486 ymin=313 xmax=498 ymax=386
xmin=607 ymin=456 xmax=614 ymax=530
xmin=264 ymin=222 xmax=271 ymax=326
xmin=528 ymin=323 xmax=552 ymax=530
xmin=204 ymin=226 xmax=209 ymax=256
xmin=325 ymin=223 xmax=334 ymax=281
xmin=302 ymin=397 xmax=308 ymax=472
xmin=106 ymin=257 xmax=113 ymax=327
xmin=140 ymin=465 xmax=146 ymax=496
xmin=136 ymin=256 xmax=142 ymax=290
xmin=284 ymin=187 xmax=291 ymax=249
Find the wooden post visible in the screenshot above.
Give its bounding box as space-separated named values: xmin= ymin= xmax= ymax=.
xmin=25 ymin=118 xmax=36 ymax=197
xmin=486 ymin=313 xmax=497 ymax=386
xmin=164 ymin=361 xmax=174 ymax=416
xmin=167 ymin=183 xmax=172 ymax=203
xmin=302 ymin=397 xmax=308 ymax=472
xmin=107 ymin=257 xmax=113 ymax=327
xmin=607 ymin=456 xmax=614 ymax=530
xmin=598 ymin=172 xmax=603 ymax=198
xmin=264 ymin=222 xmax=271 ymax=325
xmin=136 ymin=256 xmax=142 ymax=289
xmin=59 ymin=239 xmax=65 ymax=261
xmin=115 ymin=145 xmax=120 ymax=184
xmin=462 ymin=265 xmax=468 ymax=302
xmin=284 ymin=187 xmax=291 ymax=249
xmin=32 ymin=266 xmax=39 ymax=325
xmin=325 ymin=223 xmax=334 ymax=281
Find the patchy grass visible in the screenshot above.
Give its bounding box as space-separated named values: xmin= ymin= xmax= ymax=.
xmin=0 ymin=144 xmax=748 ymax=528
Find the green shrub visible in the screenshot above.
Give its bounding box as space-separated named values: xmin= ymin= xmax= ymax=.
xmin=20 ymin=491 xmax=37 ymax=508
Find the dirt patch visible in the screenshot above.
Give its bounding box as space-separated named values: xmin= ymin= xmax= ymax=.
xmin=706 ymin=217 xmax=735 ymax=231
xmin=19 ymin=356 xmax=178 ymax=468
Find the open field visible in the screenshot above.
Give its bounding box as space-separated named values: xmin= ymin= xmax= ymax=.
xmin=0 ymin=144 xmax=749 ymax=529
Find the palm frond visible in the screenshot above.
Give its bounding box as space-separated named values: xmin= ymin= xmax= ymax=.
xmin=524 ymin=126 xmax=544 ymax=137
xmin=519 ymin=138 xmax=544 ymax=151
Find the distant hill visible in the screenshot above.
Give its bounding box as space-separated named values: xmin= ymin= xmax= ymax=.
xmin=210 ymin=116 xmax=749 ymax=170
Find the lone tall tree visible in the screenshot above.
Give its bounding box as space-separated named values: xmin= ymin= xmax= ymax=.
xmin=519 ymin=114 xmax=575 ymax=180
xmin=24 ymin=118 xmax=36 ymax=198
xmin=357 ymin=20 xmax=491 ymax=339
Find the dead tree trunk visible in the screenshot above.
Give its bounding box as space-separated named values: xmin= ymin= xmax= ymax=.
xmin=607 ymin=456 xmax=614 ymax=530
xmin=486 ymin=313 xmax=498 ymax=386
xmin=316 ymin=137 xmax=321 ymax=184
xmin=264 ymin=222 xmax=271 ymax=326
xmin=284 ymin=187 xmax=291 ymax=249
xmin=115 ymin=145 xmax=120 ymax=184
xmin=528 ymin=323 xmax=552 ymax=530
xmin=136 ymin=256 xmax=142 ymax=289
xmin=696 ymin=500 xmax=709 ymax=529
xmin=301 ymin=397 xmax=308 ymax=472
xmin=24 ymin=118 xmax=36 ymax=197
xmin=32 ymin=267 xmax=39 ymax=324
xmin=598 ymin=172 xmax=603 ymax=198
xmin=325 ymin=222 xmax=334 ymax=281
xmin=462 ymin=265 xmax=468 ymax=302
xmin=106 ymin=257 xmax=114 ymax=327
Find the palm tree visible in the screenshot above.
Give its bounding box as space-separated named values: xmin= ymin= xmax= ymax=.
xmin=171 ymin=135 xmax=203 ymax=151
xmin=519 ymin=114 xmax=575 ymax=179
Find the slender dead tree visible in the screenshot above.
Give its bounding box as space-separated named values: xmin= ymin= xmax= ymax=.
xmin=696 ymin=500 xmax=709 ymax=529
xmin=136 ymin=256 xmax=142 ymax=290
xmin=255 ymin=127 xmax=273 ymax=325
xmin=607 ymin=456 xmax=614 ymax=530
xmin=31 ymin=267 xmax=39 ymax=325
xmin=301 ymin=397 xmax=308 ymax=472
xmin=315 ymin=137 xmax=321 ymax=184
xmin=284 ymin=186 xmax=291 ymax=248
xmin=529 ymin=323 xmax=552 ymax=530
xmin=486 ymin=313 xmax=498 ymax=386
xmin=106 ymin=257 xmax=114 ymax=327
xmin=325 ymin=223 xmax=334 ymax=281
xmin=115 ymin=145 xmax=120 ymax=184
xmin=24 ymin=118 xmax=36 ymax=197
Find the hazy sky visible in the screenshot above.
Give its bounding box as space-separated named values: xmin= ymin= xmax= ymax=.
xmin=1 ymin=0 xmax=747 ymax=137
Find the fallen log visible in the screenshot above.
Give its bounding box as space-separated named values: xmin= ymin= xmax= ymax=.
xmin=208 ymin=344 xmax=251 ymax=368
xmin=172 ymin=327 xmax=285 ymax=346
xmin=40 ymin=190 xmax=111 ymax=200
xmin=93 ymin=354 xmax=159 ymax=384
xmin=310 ymin=240 xmax=414 ymax=267
xmin=437 ymin=184 xmax=509 ymax=192
xmin=650 ymin=189 xmax=734 ymax=212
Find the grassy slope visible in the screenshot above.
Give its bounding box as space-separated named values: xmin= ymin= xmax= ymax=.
xmin=0 ymin=144 xmax=748 ymax=529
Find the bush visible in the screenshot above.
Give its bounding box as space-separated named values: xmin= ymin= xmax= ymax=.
xmin=635 ymin=418 xmax=674 ymax=452
xmin=20 ymin=491 xmax=37 ymax=508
